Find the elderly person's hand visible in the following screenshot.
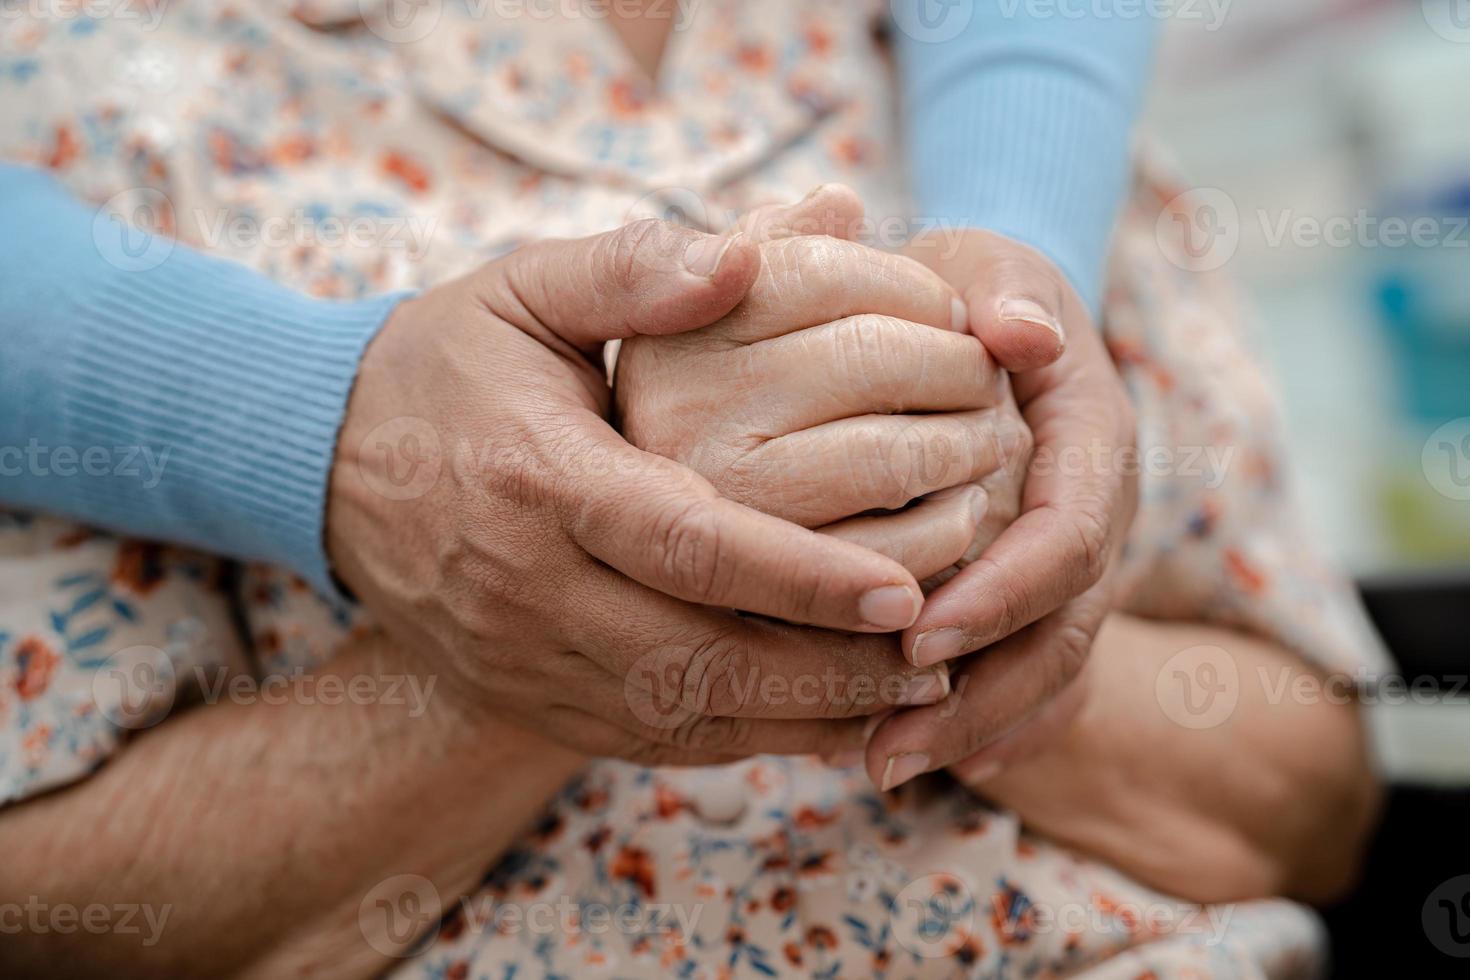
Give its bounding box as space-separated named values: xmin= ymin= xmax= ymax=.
xmin=615 ymin=189 xmax=1032 ymax=595
xmin=862 ymin=230 xmax=1140 ymax=789
xmin=952 ymin=615 xmax=1381 ymax=905
xmin=326 ymin=219 xmax=949 ymax=767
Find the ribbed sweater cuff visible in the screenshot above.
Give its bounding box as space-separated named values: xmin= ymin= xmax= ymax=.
xmin=61 ymin=247 xmax=405 ymax=597
xmin=902 ymin=41 xmax=1144 ymax=315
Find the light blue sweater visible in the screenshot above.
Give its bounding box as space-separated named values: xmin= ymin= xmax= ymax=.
xmin=0 ymin=11 xmax=1156 ymax=595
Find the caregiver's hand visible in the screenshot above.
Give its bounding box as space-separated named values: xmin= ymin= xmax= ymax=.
xmin=868 ymin=230 xmax=1139 ymax=789
xmin=616 ymin=189 xmax=1031 ymax=588
xmin=325 ymin=220 xmax=939 ymax=765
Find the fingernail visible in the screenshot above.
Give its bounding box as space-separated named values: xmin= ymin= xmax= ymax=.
xmin=999 ymin=298 xmax=1065 ymax=354
xmin=862 ymin=709 xmax=895 ymax=743
xmin=683 ymin=233 xmax=736 ymax=278
xmin=860 ymin=585 xmax=922 ymax=630
xmin=896 ymin=669 xmax=950 ymax=706
xmin=963 ymin=760 xmax=1003 ymax=785
xmin=951 ymin=296 xmax=969 ymax=333
xmin=909 ymin=627 xmax=966 ymax=667
xmin=822 ymin=749 xmax=865 ymax=769
xmin=880 ymin=752 xmax=931 ymax=792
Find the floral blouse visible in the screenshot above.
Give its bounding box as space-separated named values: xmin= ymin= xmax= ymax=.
xmin=0 ymin=1 xmax=1388 ymax=977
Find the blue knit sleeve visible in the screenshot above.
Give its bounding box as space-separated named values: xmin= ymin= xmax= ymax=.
xmin=895 ymin=3 xmax=1159 ymax=312
xmin=0 ymin=164 xmax=404 ymax=595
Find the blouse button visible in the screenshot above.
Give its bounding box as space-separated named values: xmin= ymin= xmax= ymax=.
xmin=690 ymin=778 xmax=748 ymax=826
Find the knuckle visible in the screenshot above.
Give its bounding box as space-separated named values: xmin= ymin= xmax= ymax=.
xmin=1067 ymin=502 xmax=1112 ymax=590
xmin=649 ymin=495 xmax=730 ymax=604
xmin=681 ymin=631 xmax=755 ymax=716
xmin=1049 ymin=621 xmax=1095 ymax=684
xmin=605 ymin=218 xmax=666 ymax=291
xmin=668 ymin=713 xmax=751 ymax=753
xmin=856 ymin=422 xmax=916 ymax=510
xmin=838 ymin=315 xmax=907 ymax=411
xmin=984 ymin=560 xmax=1032 ymax=642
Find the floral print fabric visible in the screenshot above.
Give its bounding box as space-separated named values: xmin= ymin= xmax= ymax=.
xmin=0 ymin=1 xmax=1387 ymax=976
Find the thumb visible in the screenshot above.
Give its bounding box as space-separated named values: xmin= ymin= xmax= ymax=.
xmin=492 ymin=219 xmax=760 ymax=350
xmin=960 ymin=241 xmax=1069 ymax=373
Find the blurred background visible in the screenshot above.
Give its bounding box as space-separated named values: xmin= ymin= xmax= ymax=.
xmin=1150 ymin=0 xmax=1470 ymax=578
xmin=1147 ymin=5 xmax=1470 ymax=971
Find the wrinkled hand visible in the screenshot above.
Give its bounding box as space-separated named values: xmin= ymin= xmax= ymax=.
xmin=950 ymin=616 xmax=1381 ymax=905
xmin=326 ymin=220 xmax=943 ymax=766
xmin=616 ymin=187 xmax=1032 ymax=592
xmin=866 ymin=230 xmax=1139 ymax=791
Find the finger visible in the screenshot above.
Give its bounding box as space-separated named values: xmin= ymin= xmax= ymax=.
xmin=734 ymin=183 xmax=867 ymax=244
xmin=730 ymin=314 xmax=1000 ymax=433
xmin=715 ymin=236 xmax=968 ymax=345
xmin=949 ymin=670 xmax=1091 ymax=787
xmin=490 ymin=219 xmax=761 ymax=349
xmin=563 ymin=699 xmax=877 ymax=763
xmin=739 ymin=409 xmax=1024 ymax=527
xmin=558 ymin=419 xmax=925 ymax=632
xmin=958 ymin=238 xmax=1068 ymax=372
xmin=865 ymin=583 xmax=1112 ymax=792
xmin=819 ymin=485 xmax=988 ymax=582
xmin=902 ymin=369 xmax=1134 ymax=667
xmin=561 ymin=564 xmax=949 ymax=720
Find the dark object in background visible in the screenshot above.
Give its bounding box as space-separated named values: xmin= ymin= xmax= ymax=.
xmin=1323 ymin=578 xmax=1470 ymax=977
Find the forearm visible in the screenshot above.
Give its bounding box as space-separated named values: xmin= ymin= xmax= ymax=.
xmin=0 ymin=164 xmax=402 ymax=594
xmin=0 ymin=634 xmax=584 ymax=978
xmin=989 ymin=615 xmax=1381 ymax=905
